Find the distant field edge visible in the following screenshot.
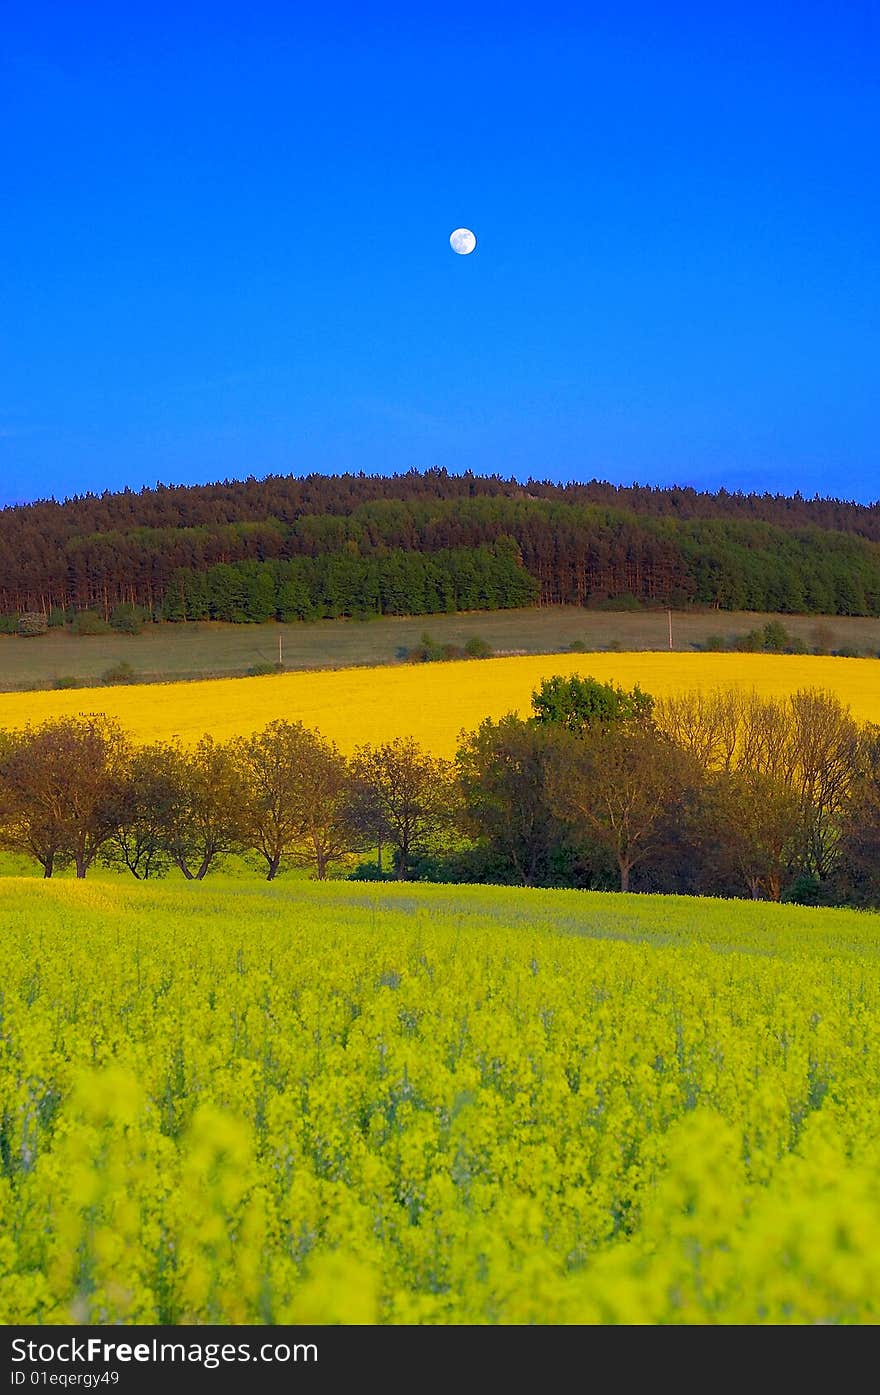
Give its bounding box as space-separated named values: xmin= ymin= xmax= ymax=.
xmin=2 ymin=604 xmax=880 ymax=693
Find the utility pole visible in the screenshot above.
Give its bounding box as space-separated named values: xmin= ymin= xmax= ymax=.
xmin=667 ymin=609 xmax=674 ymax=650
xmin=278 ymin=632 xmax=283 ymax=668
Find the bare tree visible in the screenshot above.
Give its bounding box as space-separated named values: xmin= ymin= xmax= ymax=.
xmin=700 ymin=769 xmax=806 ymax=901
xmin=837 ymin=726 xmax=880 ymax=904
xmin=658 ymin=686 xmax=860 ymax=891
xmin=655 ymin=689 xmax=742 ymax=773
xmin=786 ymin=689 xmax=859 ymax=880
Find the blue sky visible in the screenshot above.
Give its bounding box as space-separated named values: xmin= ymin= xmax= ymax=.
xmin=1 ymin=2 xmax=877 ymax=506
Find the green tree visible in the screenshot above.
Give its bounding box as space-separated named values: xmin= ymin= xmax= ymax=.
xmin=455 ymin=715 xmax=574 ymax=886
xmin=531 ymin=674 xmax=654 ymax=734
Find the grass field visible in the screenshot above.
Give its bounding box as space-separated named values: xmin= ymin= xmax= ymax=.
xmin=2 ymin=876 xmax=880 ymax=1324
xmin=2 ymin=606 xmax=879 ymax=691
xmin=0 ymin=650 xmax=878 ymax=752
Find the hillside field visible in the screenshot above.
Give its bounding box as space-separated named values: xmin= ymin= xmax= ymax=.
xmin=2 ymin=876 xmax=880 ymax=1324
xmin=0 ymin=650 xmax=878 ymax=752
xmin=3 ymin=606 xmax=880 ymax=691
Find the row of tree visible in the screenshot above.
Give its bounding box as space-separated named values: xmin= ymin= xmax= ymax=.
xmin=0 ymin=718 xmax=449 ymax=883
xmin=159 ymin=542 xmax=538 ymax=622
xmin=158 ymin=514 xmax=880 ymax=622
xmin=5 ymin=471 xmax=880 ymax=618
xmin=2 ymin=679 xmax=880 ymax=906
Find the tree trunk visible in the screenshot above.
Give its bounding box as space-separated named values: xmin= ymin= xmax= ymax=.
xmin=619 ymin=860 xmax=631 ymax=893
xmin=75 ymin=856 xmax=87 ymax=879
xmin=42 ymin=856 xmax=54 ymax=879
xmin=266 ymin=853 xmax=281 ymax=881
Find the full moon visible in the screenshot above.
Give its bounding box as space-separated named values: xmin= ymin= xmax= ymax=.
xmin=449 ymin=227 xmax=477 ymax=255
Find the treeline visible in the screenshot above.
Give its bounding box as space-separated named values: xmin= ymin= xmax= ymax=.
xmin=3 ymin=468 xmax=880 ymax=619
xmin=153 ymin=511 xmax=880 ymax=623
xmin=160 ymin=543 xmax=538 ymax=622
xmin=0 ymin=718 xmax=448 ymax=883
xmin=3 ymin=678 xmax=880 ymax=907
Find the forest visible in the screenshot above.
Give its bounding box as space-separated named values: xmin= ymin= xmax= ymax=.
xmin=3 ymin=469 xmax=880 ymax=620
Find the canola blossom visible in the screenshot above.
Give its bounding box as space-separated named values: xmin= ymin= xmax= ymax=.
xmin=0 ymin=652 xmax=878 ymax=753
xmin=3 ymin=877 xmax=880 ymax=1324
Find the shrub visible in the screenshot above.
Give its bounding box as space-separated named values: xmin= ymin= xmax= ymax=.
xmin=464 ymin=636 xmax=494 ymax=659
xmin=71 ymin=611 xmax=112 ymax=636
xmin=101 ymin=661 xmax=137 ymax=685
xmin=247 ymin=661 xmax=278 ymax=677
xmin=761 ymin=620 xmax=791 ymax=653
xmin=567 ymin=639 xmax=587 ymax=653
xmin=731 ymin=629 xmax=762 ymax=652
xmin=406 ymin=633 xmax=445 ymax=663
xmin=835 ymin=645 xmax=862 ymax=659
xmin=0 ymin=614 xmax=19 ymax=635
xmin=52 ymin=675 xmax=79 ymax=690
xmin=110 ymin=602 xmax=150 ymax=634
xmin=348 ymin=861 xmax=391 ymax=881
xmin=17 ymin=612 xmax=48 ymax=637
xmin=782 ymin=873 xmax=837 ymax=907
xmin=604 ymin=638 xmax=623 ymax=652
xmin=702 ymin=633 xmax=726 ymax=652
xmin=47 ymin=607 xmax=68 ymax=628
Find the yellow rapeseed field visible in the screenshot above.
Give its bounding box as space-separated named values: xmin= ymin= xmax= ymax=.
xmin=0 ymin=652 xmax=878 ymax=751
xmin=3 ymin=878 xmax=880 ymax=1324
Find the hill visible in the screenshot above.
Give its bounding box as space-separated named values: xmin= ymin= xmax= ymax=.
xmin=4 ymin=468 xmax=880 ymax=622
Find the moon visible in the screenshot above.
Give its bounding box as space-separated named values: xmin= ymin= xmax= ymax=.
xmin=449 ymin=227 xmax=477 ymax=255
